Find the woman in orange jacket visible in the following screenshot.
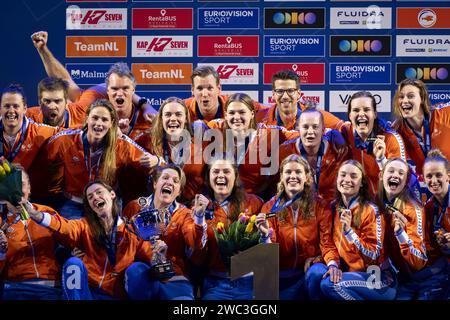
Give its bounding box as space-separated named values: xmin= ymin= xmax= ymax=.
xmin=320 ymin=160 xmax=397 ymax=300
xmin=41 ymin=99 xmax=159 ymax=218
xmin=24 ymin=179 xmax=154 ymax=300
xmin=256 ymin=154 xmax=340 ymax=300
xmin=0 ymin=168 xmax=62 ymax=300
xmin=190 ymin=157 xmax=263 ymax=300
xmin=122 ymin=164 xmax=206 ymax=300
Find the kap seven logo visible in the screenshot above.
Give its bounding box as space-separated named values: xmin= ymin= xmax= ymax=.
xmin=66 ymin=7 xmax=127 ymax=30
xmin=330 ymin=35 xmax=391 ymax=56
xmin=132 ymin=36 xmax=193 ymax=57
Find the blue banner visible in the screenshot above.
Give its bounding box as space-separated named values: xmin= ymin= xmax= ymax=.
xmin=330 ymin=63 xmax=391 ymax=84
xmin=264 ymin=35 xmax=325 ymax=57
xmin=198 ymin=8 xmax=259 ymax=30
xmin=66 ymin=63 xmax=111 ymax=86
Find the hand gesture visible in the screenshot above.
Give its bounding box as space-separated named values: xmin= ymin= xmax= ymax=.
xmin=118 ymin=118 xmax=130 ymax=135
xmin=139 ymin=153 xmax=159 ymax=168
xmin=392 ymin=211 xmax=407 ymax=233
xmin=340 ymin=209 xmax=352 ymax=233
xmin=255 ymin=213 xmax=270 ymax=237
xmin=31 ymin=31 xmax=48 ymax=50
xmin=373 ymin=135 xmax=386 ymax=161
xmin=0 ymin=230 xmax=7 ymax=254
xmin=322 ymin=265 xmax=343 ymax=283
xmin=193 ymin=194 xmax=209 ymax=219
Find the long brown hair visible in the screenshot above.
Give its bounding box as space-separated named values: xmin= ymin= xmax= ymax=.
xmin=377 ymin=157 xmax=419 ymax=213
xmin=276 ymin=154 xmax=315 ymax=221
xmin=82 ymin=99 xmax=118 ymax=185
xmin=335 ymin=160 xmax=372 ymax=228
xmin=204 ymin=157 xmax=245 ymax=222
xmin=392 ymin=79 xmax=432 ymax=131
xmin=83 ymin=180 xmax=121 ymax=248
xmin=150 ymin=97 xmax=193 ymax=158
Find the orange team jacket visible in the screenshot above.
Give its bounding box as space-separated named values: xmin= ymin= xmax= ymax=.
xmin=85 ymin=87 xmax=151 ymax=140
xmin=279 ymin=137 xmax=348 ymax=204
xmin=341 ymin=123 xmax=407 ymax=196
xmin=43 ymin=129 xmax=150 ymax=199
xmin=37 ymin=212 xmax=152 ymax=298
xmin=191 ymin=193 xmax=263 ymax=273
xmin=383 ymin=201 xmax=428 ymax=274
xmin=331 ymin=200 xmax=386 ymax=272
xmin=255 ymin=103 xmax=345 ymax=131
xmin=26 ymin=103 xmax=87 ymax=129
xmin=135 ymin=134 xmax=207 ymax=202
xmin=122 ymin=198 xmax=206 ymax=278
xmin=0 ymin=204 xmax=60 ymax=283
xmin=185 ymin=95 xmax=268 ymax=123
xmin=261 ymin=196 xmax=339 ymax=270
xmin=205 ymin=119 xmax=298 ymax=195
xmin=0 ymin=117 xmax=59 ymax=171
xmin=424 ymin=193 xmax=450 ymax=263
xmin=395 ymin=104 xmax=450 ymax=177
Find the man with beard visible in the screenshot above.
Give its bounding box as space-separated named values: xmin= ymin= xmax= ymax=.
xmin=256 ymin=69 xmax=344 ymax=131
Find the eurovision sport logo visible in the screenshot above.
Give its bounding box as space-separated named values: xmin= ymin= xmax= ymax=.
xmin=66 ymin=7 xmax=127 ymax=30
xmin=330 ymin=7 xmax=392 ymax=29
xmin=329 ymin=63 xmax=391 ymax=85
xmin=396 ymin=64 xmax=450 ymax=84
xmin=197 ymin=36 xmax=259 ymax=57
xmin=329 ymin=91 xmax=391 ymax=113
xmin=66 ymin=63 xmax=111 ymax=85
xmin=330 ymin=35 xmax=391 ymax=57
xmin=198 ymin=8 xmax=259 ymax=29
xmin=132 ymin=8 xmax=193 ymax=29
xmin=264 ymin=36 xmax=325 ymax=57
xmin=396 ymin=36 xmax=450 ymax=57
xmin=197 ymin=63 xmax=259 ymax=85
xmin=397 ymin=8 xmax=450 ymax=29
xmin=66 ymin=36 xmax=127 ymax=57
xmin=428 ymin=91 xmax=450 ymax=106
xmin=132 ymin=36 xmax=193 ymax=57
xmin=263 ymin=63 xmax=325 ymax=85
xmin=132 ymin=64 xmax=192 ymax=85
xmin=264 ymin=8 xmax=325 ymax=29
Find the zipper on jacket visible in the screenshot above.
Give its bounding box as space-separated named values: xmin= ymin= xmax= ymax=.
xmin=24 ymin=222 xmax=40 ymax=278
xmin=293 ymin=208 xmax=299 ymax=269
xmin=98 ymin=256 xmax=109 ymax=289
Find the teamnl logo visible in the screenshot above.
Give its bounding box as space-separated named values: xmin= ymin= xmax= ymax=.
xmin=264 ymin=8 xmax=325 ymax=29
xmin=66 ymin=6 xmax=127 ymax=30
xmin=397 ymin=64 xmax=450 ymax=84
xmin=330 ymin=35 xmax=391 ymax=56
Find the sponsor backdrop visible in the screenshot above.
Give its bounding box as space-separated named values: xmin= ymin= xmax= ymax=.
xmin=2 ymin=1 xmax=450 ymax=119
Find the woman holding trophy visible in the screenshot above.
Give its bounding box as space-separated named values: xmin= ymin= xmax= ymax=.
xmin=23 ymin=179 xmax=154 ymax=300
xmin=122 ymin=164 xmax=207 ymax=300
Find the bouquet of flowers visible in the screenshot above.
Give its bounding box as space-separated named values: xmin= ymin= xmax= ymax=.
xmin=0 ymin=157 xmax=29 ymax=220
xmin=213 ymin=213 xmax=260 ymax=270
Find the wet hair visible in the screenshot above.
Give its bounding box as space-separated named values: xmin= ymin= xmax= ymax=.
xmin=83 ymin=99 xmax=118 ymax=185
xmin=190 ymin=65 xmax=220 ymax=86
xmin=105 ymin=62 xmax=136 ymax=88
xmin=423 ymin=149 xmax=450 ymax=173
xmin=392 ymin=79 xmax=432 ymax=131
xmin=83 ymin=179 xmax=121 ymax=248
xmin=150 ymin=97 xmax=193 ymax=158
xmin=335 ymin=160 xmax=372 ymax=228
xmin=204 ymin=157 xmax=245 ymax=222
xmin=37 ymin=77 xmax=69 ymax=102
xmin=276 ymin=154 xmax=315 ymax=220
xmin=271 ymin=69 xmax=300 ymax=89
xmin=297 ymin=108 xmax=324 ymax=132
xmin=1 ymin=84 xmax=27 ymax=105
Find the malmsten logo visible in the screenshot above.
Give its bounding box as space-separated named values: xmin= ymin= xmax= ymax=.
xmin=264 ymin=8 xmax=325 ymax=29
xmin=330 ymin=35 xmax=391 ymax=56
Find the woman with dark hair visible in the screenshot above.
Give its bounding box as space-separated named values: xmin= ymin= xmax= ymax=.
xmin=319 ymin=160 xmax=396 ymax=300
xmin=135 ymin=97 xmax=206 ymax=203
xmin=340 ymin=91 xmax=407 ymax=196
xmin=206 ymin=92 xmax=297 ymax=200
xmin=24 ymin=179 xmax=154 ymax=299
xmin=122 ymin=164 xmax=206 ymax=300
xmin=377 ymin=157 xmax=442 ymax=299
xmin=256 ymin=154 xmax=339 ymax=300
xmin=193 ymin=157 xmax=263 ymax=300
xmin=42 ymin=99 xmax=159 ymax=218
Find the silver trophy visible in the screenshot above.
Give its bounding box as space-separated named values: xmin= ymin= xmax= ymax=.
xmin=132 ymin=208 xmax=175 ymax=279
